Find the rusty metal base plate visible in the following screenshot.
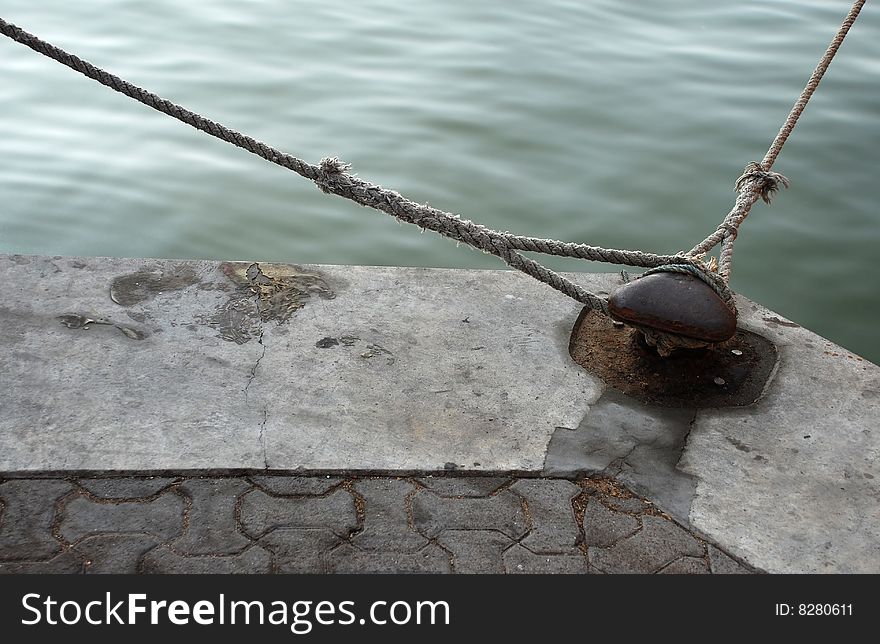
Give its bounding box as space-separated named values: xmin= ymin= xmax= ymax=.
xmin=569 ymin=309 xmax=778 ymax=408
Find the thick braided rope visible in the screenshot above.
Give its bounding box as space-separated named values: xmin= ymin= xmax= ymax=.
xmin=315 ymin=159 xmax=609 ymax=314
xmin=689 ymin=0 xmax=866 ymax=281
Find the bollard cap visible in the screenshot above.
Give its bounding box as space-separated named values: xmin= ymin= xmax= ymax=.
xmin=608 ymin=272 xmax=736 ymax=343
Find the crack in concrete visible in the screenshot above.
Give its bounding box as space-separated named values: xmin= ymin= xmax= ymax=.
xmin=258 ymin=407 xmax=269 ymax=470
xmin=241 ymin=318 xmax=268 ymax=469
xmin=680 ymin=410 xmax=699 ymax=459
xmin=239 ymin=271 xmax=269 ymax=468
xmin=606 ymin=443 xmax=639 ymax=477
xmin=243 ymin=330 xmax=266 ymax=404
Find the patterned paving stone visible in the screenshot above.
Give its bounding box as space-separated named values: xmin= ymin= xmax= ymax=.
xmin=78 ymin=477 xmax=177 ymax=499
xmin=75 ymin=534 xmax=160 ymax=574
xmin=503 ymin=545 xmax=588 ymax=574
xmin=416 ymin=477 xmax=509 ymax=497
xmin=590 ymin=515 xmax=704 ymax=574
xmin=583 ymin=500 xmax=640 ymax=547
xmin=351 ymin=479 xmax=427 ymax=553
xmin=0 ymin=551 xmax=84 ymax=574
xmin=436 ymin=530 xmax=512 ymax=574
xmin=142 ymin=545 xmax=273 ymax=574
xmin=0 ymin=475 xmax=746 ymax=574
xmin=250 ymin=476 xmax=343 ymax=496
xmin=603 ymin=496 xmax=651 ymax=514
xmin=0 ymin=479 xmax=72 ymax=560
xmin=512 ymin=479 xmax=580 ymax=553
xmin=708 ymin=545 xmax=753 ymax=574
xmin=328 ymin=544 xmax=452 ymax=574
xmin=412 ymin=490 xmax=527 ymax=539
xmin=659 ymin=556 xmax=710 ymax=574
xmin=172 ymin=479 xmax=252 ymax=555
xmin=60 ymin=492 xmax=185 ymax=543
xmin=260 ymin=528 xmax=342 ymax=573
xmin=240 ymin=489 xmax=357 ymax=538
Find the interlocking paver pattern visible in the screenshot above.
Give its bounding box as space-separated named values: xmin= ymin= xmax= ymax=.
xmin=0 ymin=475 xmax=754 ymax=574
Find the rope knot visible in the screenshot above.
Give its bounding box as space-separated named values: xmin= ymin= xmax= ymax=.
xmin=319 ymin=157 xmax=351 ymax=175
xmin=316 ymin=157 xmax=352 ymax=193
xmin=734 ymin=161 xmax=791 ymax=204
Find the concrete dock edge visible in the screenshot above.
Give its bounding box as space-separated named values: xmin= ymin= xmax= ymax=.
xmin=1 ymin=254 xmax=878 ymax=573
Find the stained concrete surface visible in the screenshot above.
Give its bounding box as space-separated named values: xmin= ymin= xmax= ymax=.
xmin=544 ymin=389 xmax=698 ymax=521
xmin=568 ymin=308 xmax=779 ymax=408
xmin=0 ymin=254 xmax=603 ymax=472
xmin=1 ymin=254 xmax=879 ymax=574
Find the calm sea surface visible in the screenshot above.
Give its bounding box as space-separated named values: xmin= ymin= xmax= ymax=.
xmin=1 ymin=1 xmax=878 ymax=361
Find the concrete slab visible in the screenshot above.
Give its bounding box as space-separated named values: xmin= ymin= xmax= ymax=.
xmin=0 ymin=254 xmax=603 ymax=472
xmin=679 ymin=299 xmax=880 ymax=574
xmin=1 ymin=255 xmax=267 ymax=471
xmin=2 ymin=253 xmax=879 ymax=573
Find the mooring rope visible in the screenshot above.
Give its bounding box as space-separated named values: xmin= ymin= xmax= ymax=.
xmin=689 ymin=0 xmax=866 ymax=280
xmin=0 ymin=15 xmax=715 ymax=312
xmin=0 ymin=0 xmax=866 ymax=349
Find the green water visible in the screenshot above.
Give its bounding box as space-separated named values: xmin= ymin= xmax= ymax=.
xmin=1 ymin=1 xmax=878 ymax=362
